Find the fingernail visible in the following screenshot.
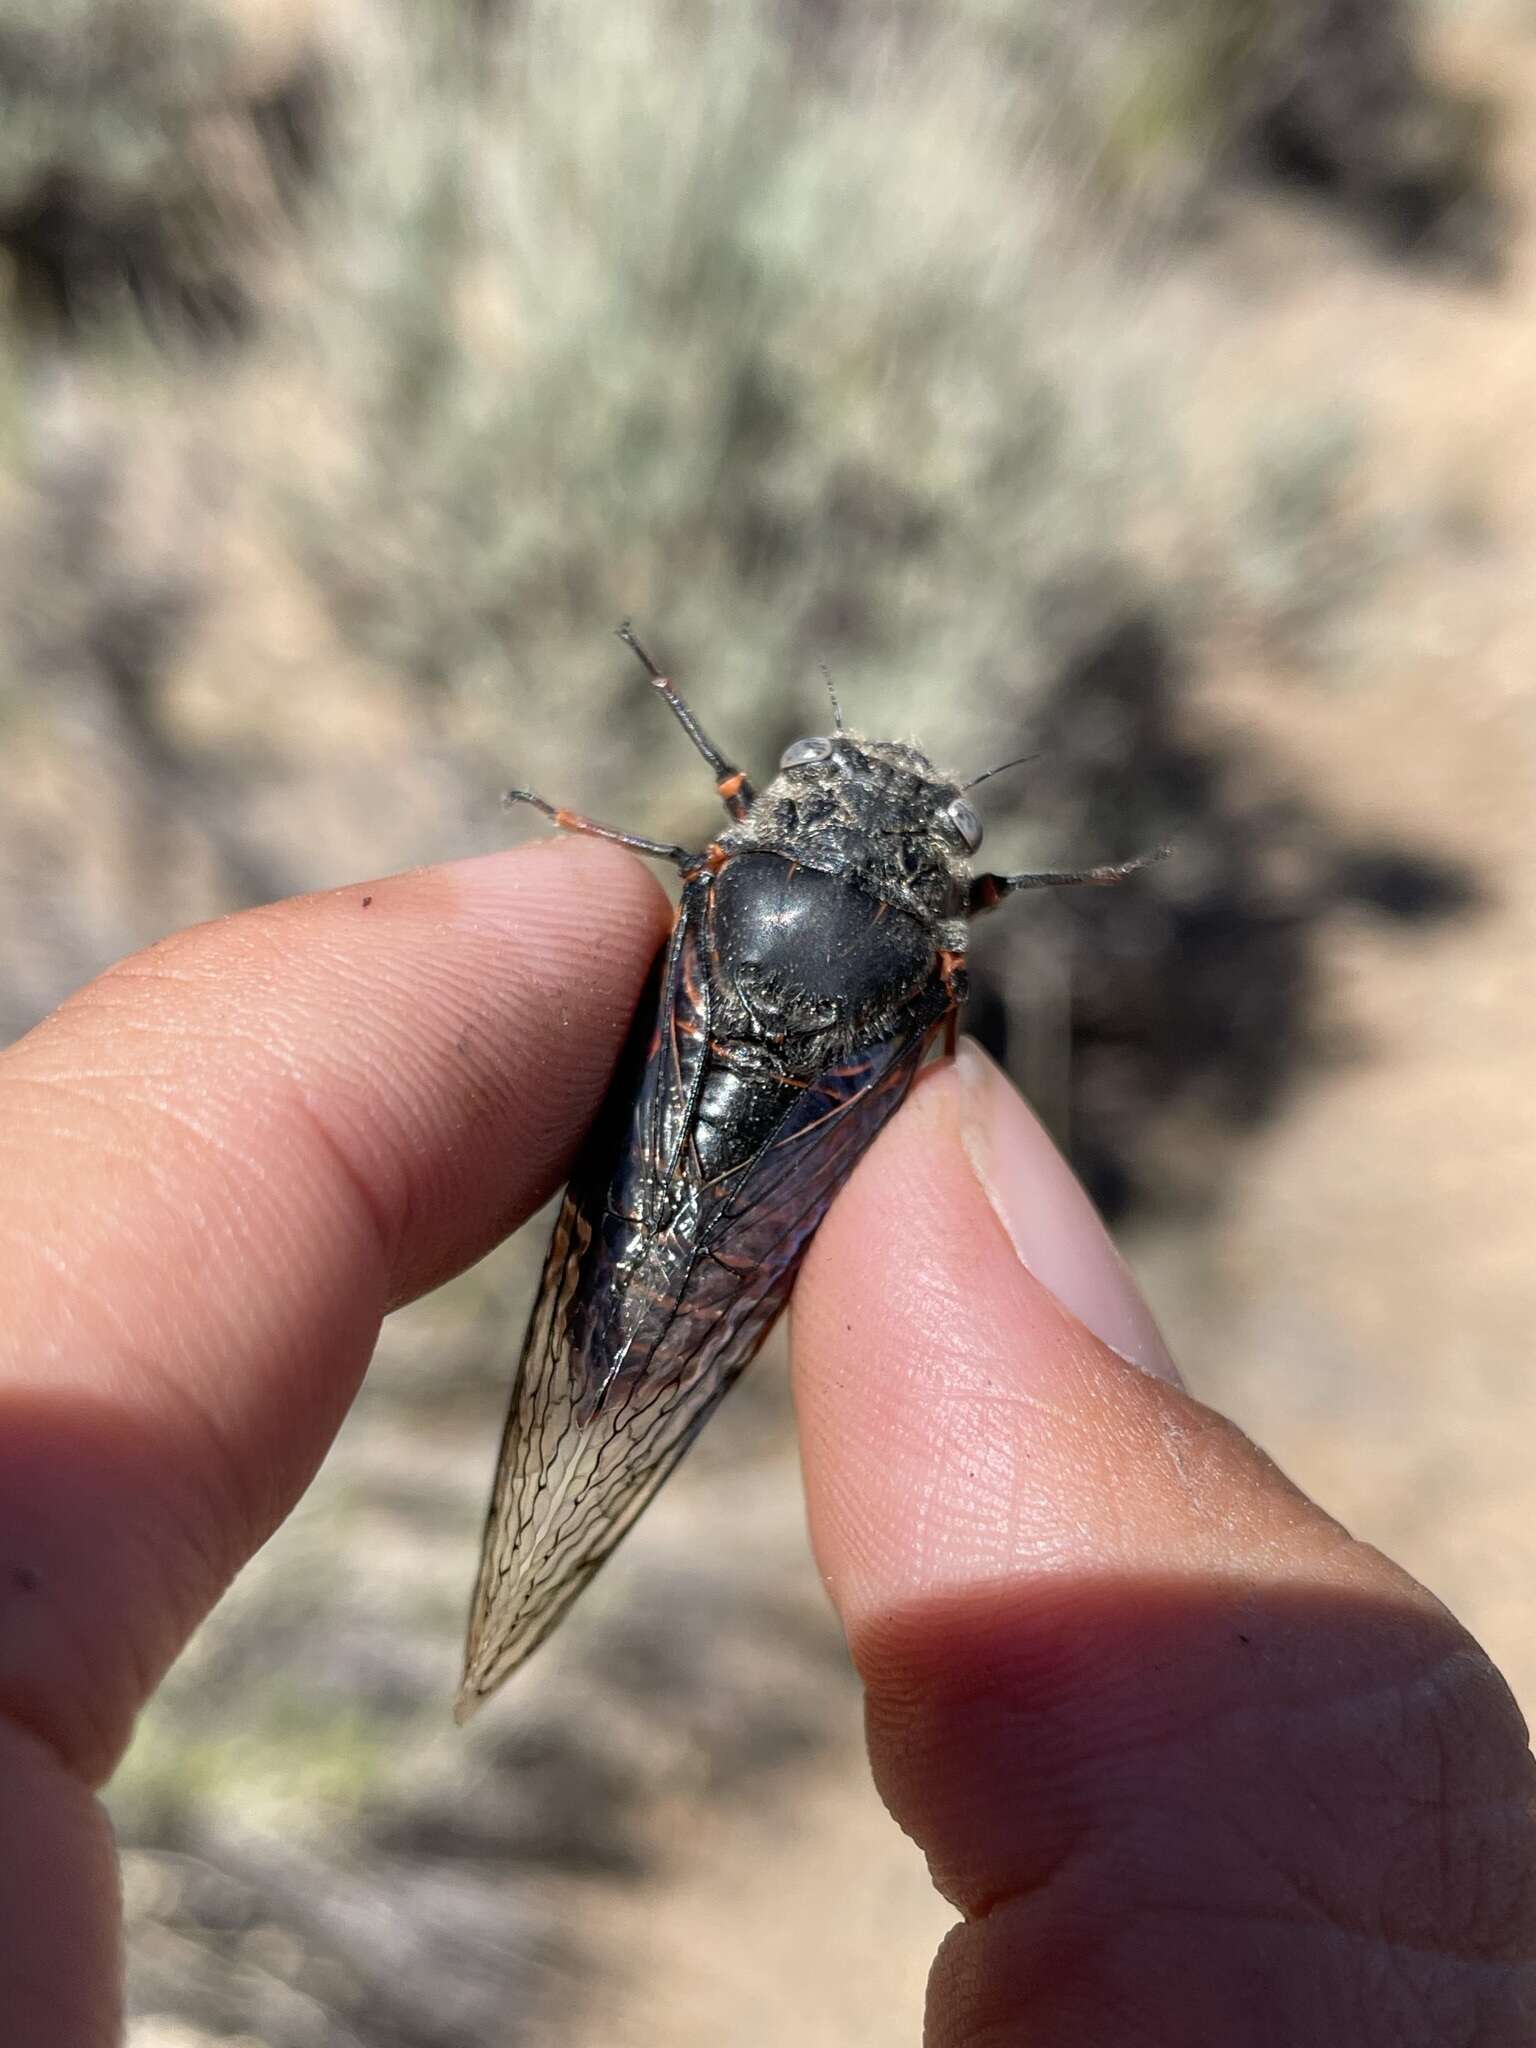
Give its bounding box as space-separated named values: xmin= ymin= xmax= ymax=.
xmin=954 ymin=1038 xmax=1183 ymax=1385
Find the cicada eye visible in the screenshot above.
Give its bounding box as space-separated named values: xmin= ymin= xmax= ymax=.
xmin=779 ymin=735 xmax=833 ymax=770
xmin=941 ymin=796 xmax=984 ymax=854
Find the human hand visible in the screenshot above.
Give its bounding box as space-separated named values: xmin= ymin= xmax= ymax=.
xmin=0 ymin=846 xmax=1530 ymax=2045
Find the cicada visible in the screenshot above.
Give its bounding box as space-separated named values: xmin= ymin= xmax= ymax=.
xmin=456 ymin=626 xmax=1160 ymax=1718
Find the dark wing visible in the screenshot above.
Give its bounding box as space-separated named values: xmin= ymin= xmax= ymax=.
xmin=456 ymin=887 xmax=948 ymax=1716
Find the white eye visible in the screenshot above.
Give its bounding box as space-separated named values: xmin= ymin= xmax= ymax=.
xmin=780 ymin=735 xmax=833 ymax=769
xmin=942 ymin=797 xmax=983 ymax=853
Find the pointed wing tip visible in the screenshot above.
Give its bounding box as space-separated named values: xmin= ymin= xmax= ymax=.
xmin=452 ymin=1679 xmax=484 ymax=1726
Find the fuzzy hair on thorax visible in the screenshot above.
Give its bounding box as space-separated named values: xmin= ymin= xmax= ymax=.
xmin=718 ymin=731 xmax=974 ymax=945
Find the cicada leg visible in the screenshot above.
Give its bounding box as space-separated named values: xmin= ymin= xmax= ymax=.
xmin=968 ymin=845 xmax=1169 ymax=915
xmin=503 ymin=788 xmax=701 ymax=875
xmin=615 ymin=620 xmax=756 ymax=820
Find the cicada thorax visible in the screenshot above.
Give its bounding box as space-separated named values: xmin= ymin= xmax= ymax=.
xmin=556 ymin=848 xmax=957 ymax=1430
xmin=706 ymin=850 xmax=945 ymax=1069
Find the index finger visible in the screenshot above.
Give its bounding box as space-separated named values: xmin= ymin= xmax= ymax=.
xmin=0 ymin=837 xmax=670 ymax=1785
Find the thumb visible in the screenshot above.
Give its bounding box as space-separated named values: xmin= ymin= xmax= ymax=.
xmin=791 ymin=1041 xmax=1536 ymax=2047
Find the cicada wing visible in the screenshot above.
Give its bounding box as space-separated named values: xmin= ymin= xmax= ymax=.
xmin=457 ymin=897 xmax=951 ymax=1718
xmin=455 ymin=1186 xmax=625 ymax=1711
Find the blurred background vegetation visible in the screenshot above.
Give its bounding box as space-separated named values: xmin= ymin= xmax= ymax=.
xmin=1 ymin=1 xmax=1532 ymax=2042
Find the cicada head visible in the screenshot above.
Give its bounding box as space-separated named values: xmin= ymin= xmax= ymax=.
xmin=728 ymin=731 xmax=981 ymax=936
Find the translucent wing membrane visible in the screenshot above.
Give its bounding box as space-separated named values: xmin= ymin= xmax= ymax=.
xmin=457 ymin=887 xmax=948 ymax=1716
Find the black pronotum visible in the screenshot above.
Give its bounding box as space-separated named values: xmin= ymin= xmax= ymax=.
xmin=456 ymin=626 xmax=1159 ymax=1718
